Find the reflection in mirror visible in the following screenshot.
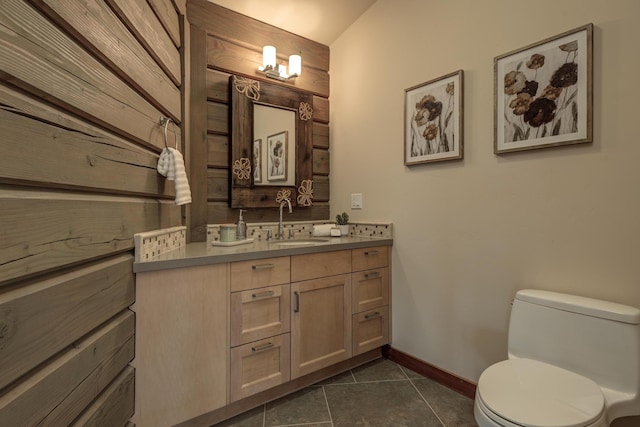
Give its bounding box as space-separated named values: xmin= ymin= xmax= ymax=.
xmin=253 ymin=105 xmax=296 ymax=186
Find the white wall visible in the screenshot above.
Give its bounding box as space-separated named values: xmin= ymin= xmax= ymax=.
xmin=330 ymin=0 xmax=640 ymax=383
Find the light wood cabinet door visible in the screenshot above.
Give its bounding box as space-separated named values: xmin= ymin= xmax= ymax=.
xmin=352 ymin=268 xmax=389 ymax=314
xmin=291 ymin=274 xmax=352 ymax=379
xmin=230 ymin=334 xmax=291 ymax=402
xmin=352 ymin=306 xmax=389 ymax=355
xmin=352 ymin=246 xmax=389 ymax=272
xmin=132 ymin=264 xmax=228 ymax=427
xmin=230 ymin=284 xmax=290 ymax=347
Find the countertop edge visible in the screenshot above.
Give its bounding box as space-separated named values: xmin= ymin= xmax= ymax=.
xmin=133 ymin=237 xmax=393 ymax=273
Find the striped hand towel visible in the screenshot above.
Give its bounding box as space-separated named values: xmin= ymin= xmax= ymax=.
xmin=157 ymin=147 xmax=192 ymax=206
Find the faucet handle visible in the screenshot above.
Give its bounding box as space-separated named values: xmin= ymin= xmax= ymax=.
xmin=288 ymin=228 xmax=295 ymax=239
xmin=266 ymin=229 xmax=272 ymax=240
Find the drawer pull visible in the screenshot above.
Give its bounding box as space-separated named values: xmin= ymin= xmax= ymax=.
xmin=251 ymin=342 xmax=274 ymax=352
xmin=252 ymin=263 xmax=275 ymax=270
xmin=251 ymin=290 xmax=274 ymax=299
xmin=294 ymin=291 xmax=300 ymax=313
xmin=364 ymin=312 xmax=381 ymax=320
xmin=364 ymin=250 xmax=380 ymax=256
xmin=364 ymin=272 xmax=381 ymax=279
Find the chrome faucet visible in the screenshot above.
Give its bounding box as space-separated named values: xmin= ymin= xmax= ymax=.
xmin=277 ymin=198 xmax=292 ymax=240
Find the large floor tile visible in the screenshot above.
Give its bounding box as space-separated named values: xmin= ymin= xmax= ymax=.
xmin=325 ymin=380 xmax=443 ymax=427
xmin=264 ymin=386 xmax=331 ymax=426
xmin=213 ymin=405 xmax=264 ymax=427
xmin=351 ymin=358 xmax=408 ymax=382
xmin=412 ymin=378 xmax=477 ymax=427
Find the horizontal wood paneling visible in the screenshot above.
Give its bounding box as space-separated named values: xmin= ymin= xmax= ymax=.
xmin=148 ymin=0 xmax=181 ymax=48
xmin=106 ymin=0 xmax=181 ymax=85
xmin=0 ymin=188 xmax=180 ymax=285
xmin=0 ymin=254 xmax=134 ymax=389
xmin=0 ymin=0 xmax=173 ymax=151
xmin=188 ymin=0 xmax=329 ymax=72
xmin=314 ymin=176 xmax=330 ymax=202
xmin=0 ymin=311 xmax=134 ymax=426
xmin=206 ymin=36 xmax=329 ymax=97
xmin=207 ymin=68 xmax=231 ymax=102
xmin=313 ymin=148 xmax=330 ymax=176
xmin=30 ymin=0 xmax=181 ymax=121
xmin=313 ymin=123 xmax=330 ymax=149
xmin=207 ymin=101 xmax=229 ymax=134
xmin=207 ymin=168 xmax=228 ymax=201
xmin=0 ymin=85 xmax=174 ymax=197
xmin=70 ymin=367 xmax=135 ymax=427
xmin=208 ymin=134 xmax=230 ymax=168
xmin=313 ymin=96 xmax=330 ymax=124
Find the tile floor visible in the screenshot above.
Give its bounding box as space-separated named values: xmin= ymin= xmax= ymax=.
xmin=214 ymin=358 xmax=478 ymax=427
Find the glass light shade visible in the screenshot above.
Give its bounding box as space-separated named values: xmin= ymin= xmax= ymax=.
xmin=262 ymin=45 xmax=276 ymax=68
xmin=288 ymin=54 xmax=302 ymax=76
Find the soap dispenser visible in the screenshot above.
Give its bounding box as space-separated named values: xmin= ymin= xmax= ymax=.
xmin=236 ymin=209 xmax=247 ymax=240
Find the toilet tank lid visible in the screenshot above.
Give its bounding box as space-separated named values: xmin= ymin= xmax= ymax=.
xmin=516 ymin=289 xmax=640 ymax=324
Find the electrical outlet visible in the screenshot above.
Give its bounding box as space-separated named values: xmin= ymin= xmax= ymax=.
xmin=351 ymin=193 xmax=363 ymax=209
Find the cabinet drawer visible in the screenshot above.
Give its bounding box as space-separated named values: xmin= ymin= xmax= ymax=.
xmin=231 ymin=284 xmax=291 ymax=347
xmin=352 ymin=268 xmax=389 ymax=314
xmin=291 ymin=250 xmax=351 ymax=282
xmin=352 ymin=246 xmax=388 ymax=272
xmin=352 ymin=306 xmax=389 ymax=355
xmin=231 ymin=256 xmax=290 ymax=292
xmin=230 ymin=334 xmax=291 ymax=402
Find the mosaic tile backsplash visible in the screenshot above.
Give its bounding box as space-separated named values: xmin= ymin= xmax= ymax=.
xmin=134 ymin=226 xmax=186 ymax=262
xmin=207 ymin=221 xmax=393 ymax=244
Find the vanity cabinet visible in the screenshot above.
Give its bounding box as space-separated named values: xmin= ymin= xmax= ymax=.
xmin=229 ymin=257 xmax=291 ymax=402
xmin=131 ymin=264 xmax=228 ymax=427
xmin=351 ymin=246 xmax=390 ymax=355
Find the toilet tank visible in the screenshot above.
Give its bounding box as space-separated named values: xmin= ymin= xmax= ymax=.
xmin=508 ymin=289 xmax=640 ymax=398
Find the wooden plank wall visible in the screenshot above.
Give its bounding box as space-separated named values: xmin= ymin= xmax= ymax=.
xmin=0 ymin=0 xmax=186 ymax=425
xmin=187 ymin=0 xmax=331 ymax=241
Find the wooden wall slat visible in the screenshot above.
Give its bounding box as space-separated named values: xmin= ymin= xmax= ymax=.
xmin=70 ymin=367 xmax=135 ymax=427
xmin=313 ymin=122 xmax=329 ymax=149
xmin=0 ymin=254 xmax=134 ymax=389
xmin=188 ymin=0 xmax=329 ymax=71
xmin=188 ymin=24 xmax=209 ymax=242
xmin=0 ymin=0 xmax=173 ymax=151
xmin=148 ymin=0 xmax=181 ymax=48
xmin=206 ymin=68 xmax=231 ymax=102
xmin=207 ymin=101 xmax=229 ymax=134
xmin=0 ymin=87 xmax=174 ymax=197
xmin=0 ymin=189 xmax=180 ymax=285
xmin=207 ymin=168 xmax=228 ymax=201
xmin=208 ymin=134 xmax=229 ymax=168
xmin=30 ymin=0 xmax=181 ymax=121
xmin=105 ymin=0 xmax=181 ymax=86
xmin=313 ymin=148 xmax=330 ymax=176
xmin=313 ymin=96 xmax=330 ymax=123
xmin=0 ymin=311 xmax=134 ymax=426
xmin=206 ymin=36 xmax=329 ymax=97
xmin=314 ymin=176 xmax=330 ymax=202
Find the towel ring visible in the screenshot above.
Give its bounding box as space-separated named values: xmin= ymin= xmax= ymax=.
xmin=159 ymin=116 xmax=178 ymax=150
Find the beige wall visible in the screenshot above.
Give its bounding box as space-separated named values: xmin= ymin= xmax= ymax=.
xmin=330 ymin=0 xmax=640 ymax=383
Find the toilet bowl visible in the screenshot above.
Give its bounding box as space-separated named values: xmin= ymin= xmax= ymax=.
xmin=475 ymin=359 xmax=607 ymax=427
xmin=473 ymin=289 xmax=640 ymax=427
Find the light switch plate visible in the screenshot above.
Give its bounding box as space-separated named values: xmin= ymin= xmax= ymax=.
xmin=351 ymin=193 xmax=363 ymax=209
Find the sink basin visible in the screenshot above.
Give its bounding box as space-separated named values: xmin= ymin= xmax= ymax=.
xmin=269 ymin=238 xmax=329 ymax=246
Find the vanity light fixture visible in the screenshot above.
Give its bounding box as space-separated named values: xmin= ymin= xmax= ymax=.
xmin=257 ymin=45 xmax=301 ymax=82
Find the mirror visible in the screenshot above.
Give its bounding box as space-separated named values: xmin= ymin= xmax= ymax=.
xmin=230 ymin=75 xmax=313 ymax=208
xmin=253 ymin=105 xmax=296 ymax=186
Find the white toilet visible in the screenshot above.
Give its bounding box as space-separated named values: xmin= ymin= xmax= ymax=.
xmin=474 ymin=289 xmax=640 ymax=427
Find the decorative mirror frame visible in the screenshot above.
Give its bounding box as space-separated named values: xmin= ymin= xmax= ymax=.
xmin=230 ymin=75 xmax=314 ymax=208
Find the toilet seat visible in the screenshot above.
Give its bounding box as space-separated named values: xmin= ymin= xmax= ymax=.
xmin=476 ymin=358 xmax=606 ymax=427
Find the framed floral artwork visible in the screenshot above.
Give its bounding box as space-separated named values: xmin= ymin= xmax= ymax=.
xmin=495 ymin=24 xmax=593 ymax=154
xmin=405 ymin=70 xmax=464 ymax=165
xmin=267 ymin=130 xmax=288 ymax=181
